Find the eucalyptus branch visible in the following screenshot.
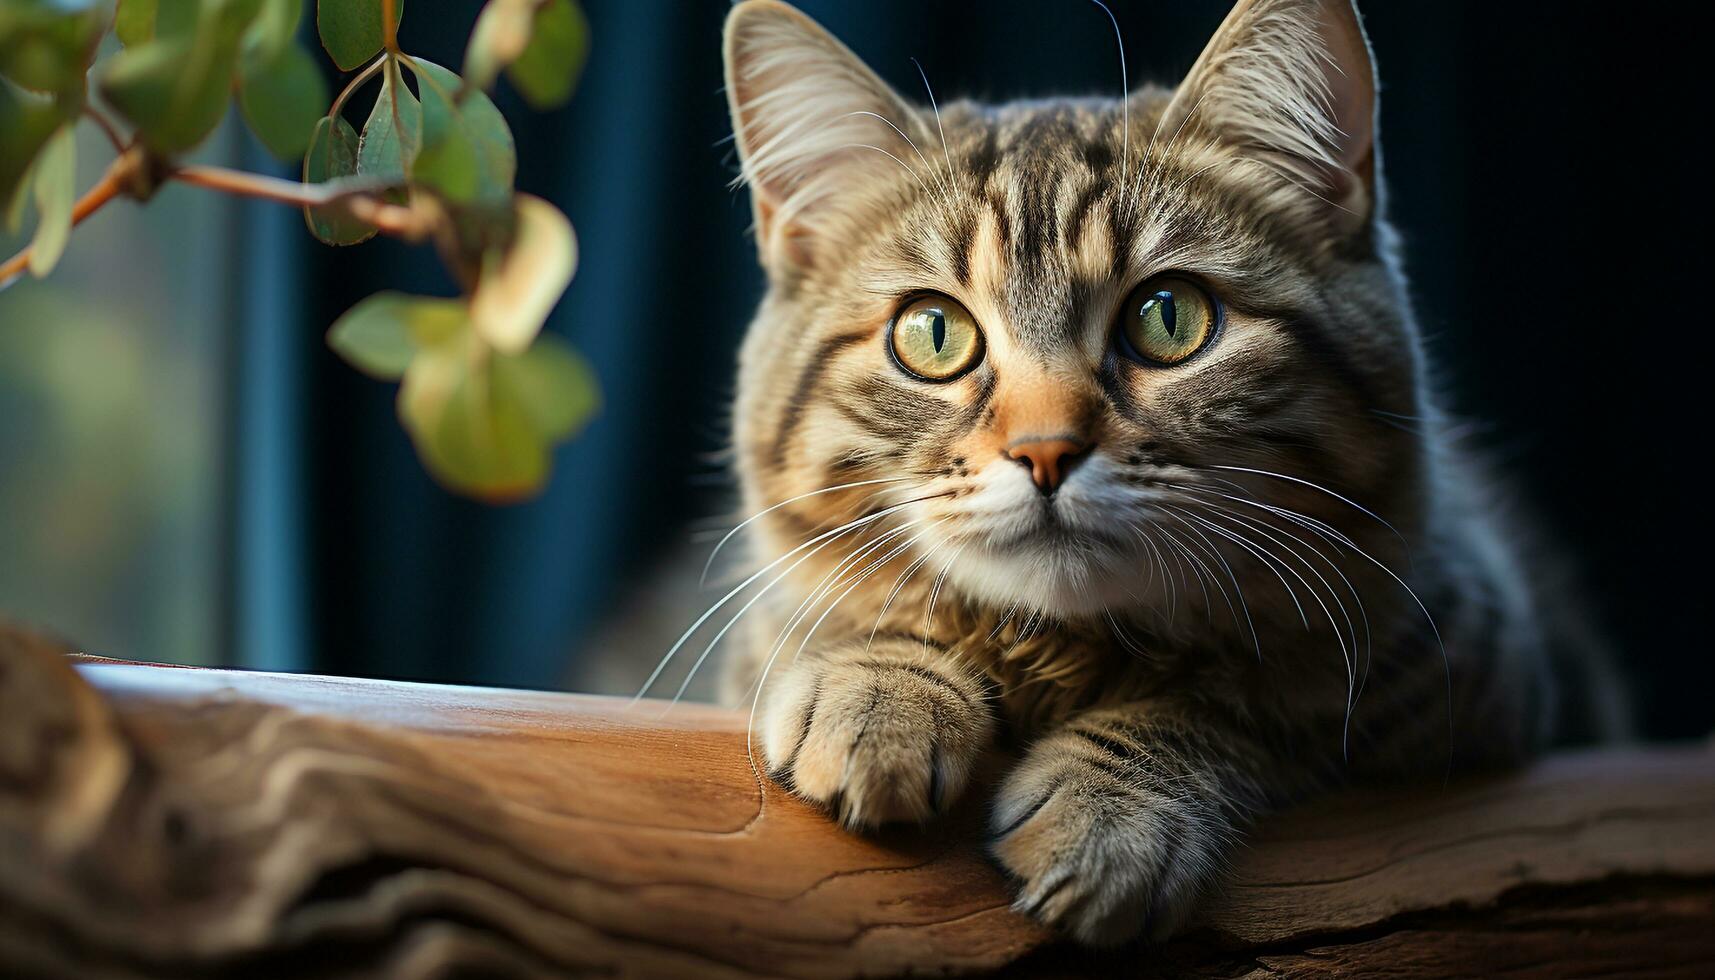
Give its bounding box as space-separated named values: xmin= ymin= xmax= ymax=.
xmin=2 ymin=156 xmax=434 ymax=289
xmin=3 ymin=0 xmax=597 ymax=498
xmin=171 ymin=166 xmax=429 ymax=238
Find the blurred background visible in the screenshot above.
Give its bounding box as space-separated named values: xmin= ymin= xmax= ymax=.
xmin=0 ymin=1 xmax=1704 ymax=736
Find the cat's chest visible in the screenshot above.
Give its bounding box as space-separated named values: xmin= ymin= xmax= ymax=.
xmin=809 ymin=577 xmax=1178 ymax=733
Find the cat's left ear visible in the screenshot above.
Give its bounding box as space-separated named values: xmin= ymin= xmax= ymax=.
xmin=723 ymin=1 xmax=930 ymax=274
xmin=1161 ymin=0 xmax=1377 ymax=231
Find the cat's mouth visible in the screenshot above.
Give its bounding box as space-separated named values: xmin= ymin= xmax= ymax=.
xmin=992 ymin=497 xmax=1131 ymax=549
xmin=935 ymin=467 xmax=1153 ymax=618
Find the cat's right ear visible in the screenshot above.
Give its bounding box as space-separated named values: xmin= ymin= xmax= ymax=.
xmin=724 ymin=1 xmax=925 ymax=273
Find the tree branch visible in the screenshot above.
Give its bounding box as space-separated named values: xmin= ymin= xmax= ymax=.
xmin=2 ymin=155 xmax=437 ymax=290
xmin=170 ymin=165 xmax=429 ymax=238
xmin=1 ymin=626 xmax=1710 ymax=979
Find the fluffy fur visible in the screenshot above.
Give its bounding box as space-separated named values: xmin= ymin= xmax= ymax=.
xmin=710 ymin=0 xmax=1628 ymax=945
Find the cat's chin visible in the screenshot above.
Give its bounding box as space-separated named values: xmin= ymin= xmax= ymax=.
xmin=943 ymin=535 xmax=1148 ymax=620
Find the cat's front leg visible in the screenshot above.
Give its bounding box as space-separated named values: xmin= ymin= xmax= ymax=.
xmin=758 ymin=637 xmax=995 ymax=828
xmin=991 ymin=702 xmax=1278 ymax=946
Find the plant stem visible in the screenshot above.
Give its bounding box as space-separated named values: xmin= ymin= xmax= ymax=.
xmin=329 ymin=54 xmax=389 ymax=120
xmin=1 ymin=159 xmax=429 ymax=290
xmin=82 ymin=107 xmax=127 ymax=153
xmin=0 ymin=150 xmax=140 ymax=289
xmin=171 ymin=165 xmax=422 ymax=237
xmin=382 ymin=0 xmax=400 ymax=54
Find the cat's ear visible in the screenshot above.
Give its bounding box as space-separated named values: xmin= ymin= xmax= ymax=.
xmin=1161 ymin=0 xmax=1377 ymax=230
xmin=724 ymin=1 xmax=926 ymax=272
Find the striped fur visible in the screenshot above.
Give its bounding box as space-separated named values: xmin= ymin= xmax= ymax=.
xmin=716 ymin=0 xmax=1628 ymax=946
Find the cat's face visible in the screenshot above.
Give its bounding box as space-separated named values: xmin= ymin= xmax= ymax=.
xmin=726 ymin=0 xmax=1424 ymax=624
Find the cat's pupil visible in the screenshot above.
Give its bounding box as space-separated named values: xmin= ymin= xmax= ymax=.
xmin=930 ymin=310 xmax=946 ymax=352
xmin=1153 ymin=290 xmax=1178 ymax=338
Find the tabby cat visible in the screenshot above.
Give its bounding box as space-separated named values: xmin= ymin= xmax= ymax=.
xmin=708 ymin=0 xmax=1627 ymax=945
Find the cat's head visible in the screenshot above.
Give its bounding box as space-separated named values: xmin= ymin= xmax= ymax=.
xmin=723 ymin=0 xmax=1424 ymax=623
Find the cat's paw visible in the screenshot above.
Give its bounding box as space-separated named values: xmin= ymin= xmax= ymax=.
xmin=759 ymin=641 xmax=994 ymax=828
xmin=989 ymin=722 xmax=1233 ymax=946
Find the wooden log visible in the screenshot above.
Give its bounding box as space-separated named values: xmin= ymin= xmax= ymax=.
xmin=1 ymin=624 xmax=1711 ymax=978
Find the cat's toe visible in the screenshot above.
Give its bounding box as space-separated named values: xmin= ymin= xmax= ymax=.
xmin=990 ymin=736 xmax=1226 ymax=945
xmin=759 ymin=645 xmax=993 ymax=828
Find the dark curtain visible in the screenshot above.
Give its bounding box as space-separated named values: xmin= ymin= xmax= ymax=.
xmin=230 ymin=1 xmax=1705 ymax=736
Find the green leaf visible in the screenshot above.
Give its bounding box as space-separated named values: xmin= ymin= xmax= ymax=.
xmin=4 ymin=160 xmax=33 ymax=235
xmin=327 ymin=291 xmax=465 ymax=379
xmin=494 ymin=333 xmax=598 ymax=441
xmin=435 ymin=355 xmax=553 ymax=500
xmin=461 ymin=0 xmax=528 ymax=94
xmin=0 ymin=0 xmax=110 ymax=96
xmin=154 ymin=0 xmax=204 ymax=40
xmin=317 ymin=0 xmax=403 ymax=72
xmin=99 ymin=34 xmax=237 ymax=153
xmin=301 ymin=114 xmax=376 ymax=245
xmin=198 ymin=0 xmax=267 ymax=45
xmin=408 ymin=96 xmax=478 ymax=200
xmin=463 ymin=0 xmax=586 ymax=110
xmin=26 ymin=124 xmax=75 ymax=278
xmin=0 ymin=78 xmax=66 ymax=210
xmin=239 ymin=42 xmax=329 ymax=160
xmin=388 ymin=307 xmax=592 ymax=501
xmin=404 ymin=57 xmax=515 ymax=205
xmin=241 ymin=0 xmax=303 ymax=67
xmin=348 ymin=286 xmax=596 ymax=501
xmin=356 ymin=58 xmax=419 ymax=199
xmin=402 ymin=348 xmax=547 ymax=502
xmin=470 ymin=193 xmax=576 ymax=354
xmin=115 ymin=0 xmax=160 ymax=47
xmin=508 ymin=0 xmax=586 ymax=109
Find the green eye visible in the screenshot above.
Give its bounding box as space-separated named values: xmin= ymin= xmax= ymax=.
xmin=1118 ymin=275 xmax=1218 ymax=366
xmin=890 ymin=294 xmax=984 ymax=381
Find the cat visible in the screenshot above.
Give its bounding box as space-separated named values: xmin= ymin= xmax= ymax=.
xmin=709 ymin=0 xmax=1629 ymax=946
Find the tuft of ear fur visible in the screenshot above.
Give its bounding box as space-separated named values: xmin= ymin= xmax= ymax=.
xmin=723 ymin=0 xmax=929 ymax=273
xmin=1161 ymin=0 xmax=1377 ymax=230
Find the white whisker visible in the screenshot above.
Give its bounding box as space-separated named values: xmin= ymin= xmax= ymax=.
xmin=639 ymin=491 xmax=939 ymax=703
xmin=701 ymin=476 xmax=914 ymax=586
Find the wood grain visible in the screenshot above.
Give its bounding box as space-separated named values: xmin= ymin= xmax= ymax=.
xmin=2 ymin=625 xmax=1711 ymax=978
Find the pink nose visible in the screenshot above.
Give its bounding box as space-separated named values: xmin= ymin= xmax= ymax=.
xmin=1006 ymin=438 xmax=1089 ymax=494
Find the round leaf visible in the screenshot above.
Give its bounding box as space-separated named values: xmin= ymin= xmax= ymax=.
xmin=0 ymin=0 xmax=109 ymax=95
xmin=153 ymin=0 xmax=204 ymax=40
xmin=356 ymin=58 xmax=420 ymax=199
xmin=26 ymin=123 xmax=75 ymax=277
xmin=404 ymin=57 xmax=515 ymax=205
xmin=115 ymin=0 xmax=160 ymax=47
xmin=317 ymin=0 xmax=403 ymax=72
xmin=396 ymin=333 xmax=550 ymax=502
xmin=493 ymin=333 xmax=598 ymax=441
xmin=99 ymin=35 xmax=237 ymax=153
xmin=239 ymin=42 xmax=329 ymax=160
xmin=241 ymin=0 xmax=303 ymax=67
xmin=5 ymin=160 xmax=33 ymax=235
xmin=326 ymin=291 xmax=462 ymax=379
xmin=462 ymin=0 xmax=533 ymax=94
xmin=0 ymin=78 xmax=67 ymax=209
xmin=508 ymin=0 xmax=586 ymax=110
xmin=301 ymin=114 xmax=376 ymax=245
xmin=430 ymin=359 xmax=551 ymax=501
xmin=470 ymin=193 xmax=576 ymax=354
